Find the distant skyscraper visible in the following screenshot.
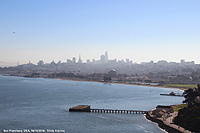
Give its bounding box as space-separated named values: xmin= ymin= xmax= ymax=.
xmin=73 ymin=57 xmax=76 ymax=63
xmin=67 ymin=59 xmax=72 ymax=64
xmin=100 ymin=55 xmax=105 ymax=63
xmin=126 ymin=59 xmax=129 ymax=63
xmin=78 ymin=54 xmax=82 ymax=63
xmin=191 ymin=61 xmax=195 ymax=65
xmin=181 ymin=59 xmax=185 ymax=64
xmin=87 ymin=59 xmax=90 ymax=64
xmin=37 ymin=60 xmax=44 ymax=66
xmin=50 ymin=60 xmax=56 ymax=65
xmin=57 ymin=60 xmax=61 ymax=64
xmin=105 ymin=51 xmax=108 ymax=62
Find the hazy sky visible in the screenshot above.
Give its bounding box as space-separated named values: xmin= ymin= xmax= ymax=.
xmin=1 ymin=0 xmax=200 ymax=65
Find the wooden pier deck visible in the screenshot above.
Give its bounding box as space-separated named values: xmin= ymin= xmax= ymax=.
xmin=69 ymin=105 xmax=148 ymax=114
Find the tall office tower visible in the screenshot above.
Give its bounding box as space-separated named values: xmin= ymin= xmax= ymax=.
xmin=72 ymin=57 xmax=76 ymax=63
xmin=100 ymin=55 xmax=105 ymax=63
xmin=87 ymin=59 xmax=90 ymax=64
xmin=105 ymin=51 xmax=108 ymax=62
xmin=78 ymin=54 xmax=82 ymax=63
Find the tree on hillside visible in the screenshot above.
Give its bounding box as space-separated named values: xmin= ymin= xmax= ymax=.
xmin=173 ymin=84 xmax=200 ymax=132
xmin=103 ymin=76 xmax=111 ymax=82
xmin=183 ymin=84 xmax=200 ymax=107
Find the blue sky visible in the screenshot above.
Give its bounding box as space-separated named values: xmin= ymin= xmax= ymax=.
xmin=0 ymin=0 xmax=200 ymax=65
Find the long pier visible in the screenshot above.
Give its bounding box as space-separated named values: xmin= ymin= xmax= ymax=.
xmin=90 ymin=109 xmax=147 ymax=114
xmin=69 ymin=105 xmax=148 ymax=114
xmin=160 ymin=94 xmax=184 ymax=97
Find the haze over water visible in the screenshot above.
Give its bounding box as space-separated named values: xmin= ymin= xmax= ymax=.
xmin=0 ymin=75 xmax=184 ymax=133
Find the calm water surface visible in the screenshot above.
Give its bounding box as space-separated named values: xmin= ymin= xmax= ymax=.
xmin=0 ymin=76 xmax=184 ymax=133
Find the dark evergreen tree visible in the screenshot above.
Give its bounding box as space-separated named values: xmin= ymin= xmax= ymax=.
xmin=183 ymin=84 xmax=200 ymax=107
xmin=173 ymin=84 xmax=200 ymax=132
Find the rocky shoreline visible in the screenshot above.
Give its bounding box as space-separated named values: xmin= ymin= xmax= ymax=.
xmin=145 ymin=112 xmax=182 ymax=133
xmin=145 ymin=111 xmax=193 ymax=133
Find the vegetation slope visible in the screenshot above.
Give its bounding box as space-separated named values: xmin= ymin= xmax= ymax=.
xmin=173 ymin=85 xmax=200 ymax=132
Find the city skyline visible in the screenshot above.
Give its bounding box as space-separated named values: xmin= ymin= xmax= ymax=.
xmin=1 ymin=0 xmax=200 ymax=66
xmin=16 ymin=51 xmax=197 ymax=66
xmin=0 ymin=51 xmax=198 ymax=67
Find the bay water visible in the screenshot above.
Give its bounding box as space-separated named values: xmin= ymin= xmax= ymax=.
xmin=0 ymin=75 xmax=184 ymax=133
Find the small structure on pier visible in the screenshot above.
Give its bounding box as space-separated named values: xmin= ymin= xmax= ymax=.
xmin=69 ymin=105 xmax=90 ymax=112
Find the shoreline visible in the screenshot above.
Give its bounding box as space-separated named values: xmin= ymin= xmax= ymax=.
xmin=143 ymin=115 xmax=168 ymax=133
xmin=1 ymin=74 xmax=188 ymax=91
xmin=55 ymin=77 xmax=187 ymax=91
